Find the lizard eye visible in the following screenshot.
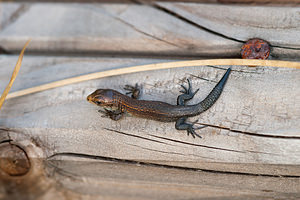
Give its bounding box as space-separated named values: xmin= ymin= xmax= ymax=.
xmin=96 ymin=101 xmax=102 ymax=105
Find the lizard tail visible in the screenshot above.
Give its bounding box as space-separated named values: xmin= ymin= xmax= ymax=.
xmin=195 ymin=68 xmax=231 ymax=114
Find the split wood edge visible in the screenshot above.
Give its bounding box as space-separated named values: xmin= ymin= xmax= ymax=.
xmin=0 ymin=40 xmax=30 ymax=108
xmin=6 ymin=59 xmax=300 ymax=99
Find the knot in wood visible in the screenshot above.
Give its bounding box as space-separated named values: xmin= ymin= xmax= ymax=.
xmin=0 ymin=143 xmax=31 ymax=176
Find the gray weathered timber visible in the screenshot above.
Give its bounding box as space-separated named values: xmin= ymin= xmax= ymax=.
xmin=0 ymin=3 xmax=239 ymax=57
xmin=1 ymin=157 xmax=299 ymax=200
xmin=1 ymin=56 xmax=299 ymax=173
xmin=0 ymin=3 xmax=299 ymax=58
xmin=0 ymin=55 xmax=171 ymax=93
xmin=1 ymin=2 xmax=300 ymax=199
xmin=156 ymin=2 xmax=300 ymax=58
xmin=46 ymin=160 xmax=300 ymax=199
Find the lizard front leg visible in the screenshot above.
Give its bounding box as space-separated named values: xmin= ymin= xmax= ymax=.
xmin=124 ymin=83 xmax=141 ymax=99
xmin=98 ymin=109 xmax=123 ymax=121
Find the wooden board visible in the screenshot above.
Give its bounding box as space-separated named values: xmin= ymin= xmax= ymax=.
xmin=1 ymin=2 xmax=300 ymax=199
xmin=156 ymin=2 xmax=300 ymax=57
xmin=1 ymin=157 xmax=299 ymax=200
xmin=0 ymin=3 xmax=299 ymax=59
xmin=1 ymin=56 xmax=299 ymax=176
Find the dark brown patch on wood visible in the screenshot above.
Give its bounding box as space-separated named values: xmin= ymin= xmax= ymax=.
xmin=0 ymin=143 xmax=31 ymax=176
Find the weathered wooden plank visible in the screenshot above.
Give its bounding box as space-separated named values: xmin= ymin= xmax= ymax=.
xmin=156 ymin=2 xmax=300 ymax=49
xmin=0 ymin=2 xmax=299 ymax=199
xmin=1 ymin=133 xmax=299 ymax=199
xmin=45 ymin=160 xmax=300 ymax=199
xmin=0 ymin=56 xmax=299 ymax=176
xmin=0 ymin=3 xmax=239 ymax=57
xmin=0 ymin=3 xmax=299 ymax=58
xmin=1 ymin=156 xmax=299 ymax=200
xmin=0 ymin=55 xmax=171 ymax=93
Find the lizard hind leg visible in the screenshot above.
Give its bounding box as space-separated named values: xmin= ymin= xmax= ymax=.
xmin=175 ymin=117 xmax=207 ymax=138
xmin=177 ymin=79 xmax=199 ymax=106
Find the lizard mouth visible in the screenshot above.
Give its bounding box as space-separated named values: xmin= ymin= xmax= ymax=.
xmin=87 ymin=94 xmax=92 ymax=102
xmin=87 ymin=94 xmax=99 ymax=105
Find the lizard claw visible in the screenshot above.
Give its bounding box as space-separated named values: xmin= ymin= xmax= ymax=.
xmin=180 ymin=79 xmax=192 ymax=94
xmin=180 ymin=84 xmax=188 ymax=94
xmin=98 ymin=109 xmax=110 ymax=118
xmin=187 ymin=126 xmax=202 ymax=138
xmin=191 ymin=119 xmax=207 ymax=130
xmin=186 ymin=120 xmax=207 ymax=138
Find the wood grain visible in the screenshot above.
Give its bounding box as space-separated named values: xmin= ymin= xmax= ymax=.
xmin=6 ymin=59 xmax=300 ymax=99
xmin=156 ymin=2 xmax=300 ymax=49
xmin=1 ymin=157 xmax=299 ymax=200
xmin=1 ymin=56 xmax=299 ymax=174
xmin=0 ymin=2 xmax=299 ymax=199
xmin=0 ymin=3 xmax=238 ymax=57
xmin=0 ymin=3 xmax=299 ymax=59
xmin=45 ymin=159 xmax=300 ymax=199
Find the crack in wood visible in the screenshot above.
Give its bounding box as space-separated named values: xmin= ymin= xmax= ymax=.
xmin=198 ymin=122 xmax=300 ymax=139
xmin=126 ymin=142 xmax=188 ymax=156
xmin=188 ymin=74 xmax=218 ymax=83
xmin=104 ymin=128 xmax=171 ymax=145
xmin=8 ymin=50 xmax=234 ymax=59
xmin=206 ymin=65 xmax=263 ymax=74
xmin=129 ymin=0 xmax=142 ymax=4
xmin=0 ymin=139 xmax=12 ymax=144
xmin=126 ymin=142 xmax=214 ymax=159
xmin=105 ymin=128 xmax=247 ymax=154
xmin=272 ymin=45 xmax=300 ymax=51
xmin=147 ymin=134 xmax=246 ymax=153
xmin=0 ymin=128 xmax=13 ymax=144
xmin=105 ymin=127 xmax=281 ymax=155
xmin=47 ymin=152 xmax=300 ymax=178
xmin=0 ymin=46 xmax=10 ymax=54
xmin=152 ymin=3 xmax=300 ymax=51
xmin=151 ymin=3 xmax=245 ymax=44
xmin=112 ymin=15 xmax=181 ymax=48
xmin=47 ymin=160 xmax=81 ymax=181
xmin=1 ymin=4 xmax=30 ymax=31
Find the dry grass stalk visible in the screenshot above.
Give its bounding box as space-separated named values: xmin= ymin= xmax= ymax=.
xmin=0 ymin=40 xmax=30 ymax=110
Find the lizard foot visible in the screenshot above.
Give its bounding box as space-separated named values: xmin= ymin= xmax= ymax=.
xmin=177 ymin=79 xmax=199 ymax=106
xmin=124 ymin=83 xmax=141 ymax=99
xmin=175 ymin=117 xmax=207 ymax=138
xmin=98 ymin=109 xmax=123 ymax=121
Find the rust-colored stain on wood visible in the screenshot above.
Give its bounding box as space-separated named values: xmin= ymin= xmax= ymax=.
xmin=241 ymin=38 xmax=270 ymax=59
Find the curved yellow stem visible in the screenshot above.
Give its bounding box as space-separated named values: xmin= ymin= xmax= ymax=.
xmin=6 ymin=58 xmax=300 ymax=100
xmin=0 ymin=40 xmax=30 ymax=108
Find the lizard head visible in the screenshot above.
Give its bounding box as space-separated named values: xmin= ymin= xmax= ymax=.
xmin=87 ymin=89 xmax=116 ymax=107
